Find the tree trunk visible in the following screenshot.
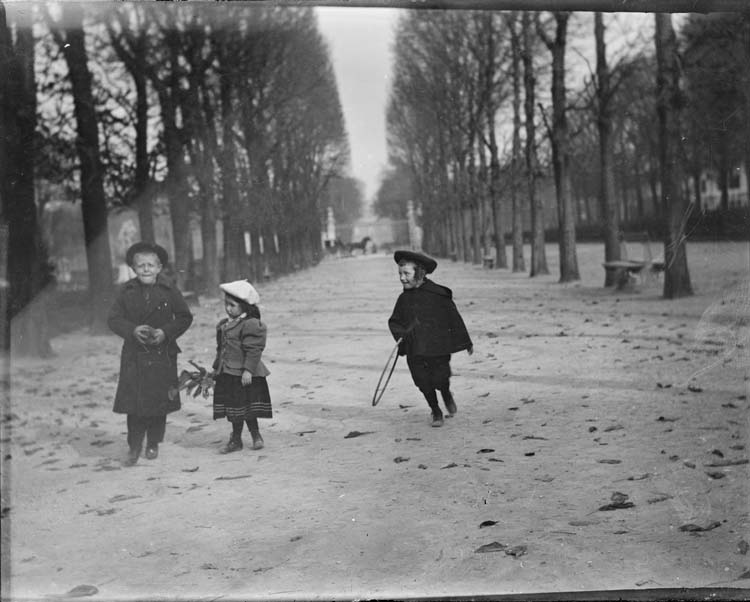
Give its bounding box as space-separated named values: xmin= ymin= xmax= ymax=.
xmin=595 ymin=13 xmax=621 ymax=286
xmin=655 ymin=13 xmax=693 ymax=299
xmin=546 ymin=12 xmax=580 ymax=283
xmin=2 ymin=6 xmax=52 ymax=355
xmin=58 ymin=3 xmax=114 ymax=333
xmin=149 ymin=32 xmax=191 ymax=290
xmin=509 ymin=12 xmax=525 ymax=272
xmin=524 ymin=12 xmax=548 ymax=277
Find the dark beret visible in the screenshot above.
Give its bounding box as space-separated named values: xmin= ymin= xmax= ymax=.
xmin=125 ymin=242 xmax=169 ymax=267
xmin=393 ymin=250 xmax=437 ymax=274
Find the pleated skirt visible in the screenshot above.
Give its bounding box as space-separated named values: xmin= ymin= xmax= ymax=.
xmin=213 ymin=373 xmax=273 ymax=421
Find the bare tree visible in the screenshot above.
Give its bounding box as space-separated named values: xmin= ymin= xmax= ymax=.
xmin=1 ymin=4 xmax=53 ymax=355
xmin=50 ymin=3 xmax=114 ymax=332
xmin=594 ymin=12 xmax=622 ymax=286
xmin=106 ymin=4 xmax=155 ymax=243
xmin=538 ymin=11 xmax=580 ymax=283
xmin=655 ymin=14 xmax=693 ymax=298
xmin=508 ymin=12 xmax=525 ymax=273
xmin=523 ymin=12 xmax=548 ymax=276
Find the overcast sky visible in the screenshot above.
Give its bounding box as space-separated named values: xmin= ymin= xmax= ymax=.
xmin=316 ymin=7 xmax=400 ymax=204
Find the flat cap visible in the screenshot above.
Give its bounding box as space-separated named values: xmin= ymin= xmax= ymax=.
xmin=393 ymin=250 xmax=437 ymax=274
xmin=125 ymin=242 xmax=169 ymax=267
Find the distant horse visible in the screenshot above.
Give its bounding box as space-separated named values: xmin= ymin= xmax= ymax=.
xmin=347 ymin=236 xmax=372 ymax=255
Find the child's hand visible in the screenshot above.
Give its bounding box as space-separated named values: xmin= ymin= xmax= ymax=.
xmin=241 ymin=370 xmax=253 ymax=386
xmin=150 ymin=328 xmax=166 ymax=345
xmin=134 ymin=325 xmax=153 ymax=344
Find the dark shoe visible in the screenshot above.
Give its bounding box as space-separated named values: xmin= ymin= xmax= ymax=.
xmin=144 ymin=445 xmax=159 ymax=460
xmin=220 ymin=437 xmax=243 ymax=454
xmin=123 ymin=447 xmax=141 ymax=466
xmin=444 ymin=396 xmax=457 ymax=416
xmin=251 ymin=433 xmax=264 ymax=450
xmin=431 ymin=411 xmax=444 ymax=427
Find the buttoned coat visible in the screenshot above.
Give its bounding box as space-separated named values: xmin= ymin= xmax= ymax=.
xmin=213 ymin=316 xmax=270 ymax=377
xmin=388 ymin=278 xmax=473 ymax=357
xmin=108 ymin=276 xmax=193 ymax=415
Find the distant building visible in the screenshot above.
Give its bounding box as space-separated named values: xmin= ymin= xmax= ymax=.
xmin=690 ymin=167 xmax=749 ymax=210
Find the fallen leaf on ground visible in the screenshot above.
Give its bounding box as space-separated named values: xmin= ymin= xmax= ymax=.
xmin=441 ymin=463 xmax=458 ymax=469
xmin=393 ymin=456 xmax=409 ymax=463
xmin=687 ymin=384 xmax=703 ymax=392
xmin=604 ymin=425 xmax=624 ymax=432
xmin=344 ymin=431 xmax=374 ymax=439
xmin=626 ymin=473 xmax=652 ymax=481
xmin=477 ymin=448 xmax=495 ymax=453
xmin=296 ymin=430 xmax=316 ymax=436
xmin=215 ymin=474 xmax=252 ymax=480
xmin=598 ymin=459 xmax=622 ymax=464
xmin=706 ymin=471 xmax=726 ymax=479
xmin=705 ymin=458 xmax=748 ymax=467
xmin=181 ymin=466 xmax=199 ymax=473
xmin=599 ymin=502 xmax=635 ymax=511
xmin=61 ymin=584 xmax=99 ymax=598
xmin=479 ymin=520 xmax=498 ymax=528
xmin=475 ymin=542 xmax=507 ymax=553
xmin=647 ymin=494 xmax=673 ymax=504
xmin=679 ymin=521 xmax=721 ymax=533
xmin=505 ymin=545 xmax=527 ymax=557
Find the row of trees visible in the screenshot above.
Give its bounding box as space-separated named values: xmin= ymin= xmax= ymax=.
xmin=3 ymin=3 xmax=357 ymax=354
xmin=377 ymin=9 xmax=750 ymax=294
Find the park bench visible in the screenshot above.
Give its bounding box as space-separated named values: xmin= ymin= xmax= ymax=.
xmin=483 ymin=255 xmax=495 ymax=269
xmin=602 ymin=232 xmax=665 ymax=290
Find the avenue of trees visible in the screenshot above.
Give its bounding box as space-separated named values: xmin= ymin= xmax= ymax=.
xmin=3 ymin=3 xmax=358 ymax=354
xmin=377 ymin=9 xmax=750 ymax=292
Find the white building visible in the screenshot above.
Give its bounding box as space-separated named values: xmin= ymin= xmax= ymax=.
xmin=691 ymin=167 xmax=749 ymax=210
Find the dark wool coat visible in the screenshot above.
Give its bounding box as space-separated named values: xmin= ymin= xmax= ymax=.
xmin=388 ymin=278 xmax=473 ymax=357
xmin=108 ymin=276 xmax=193 ymax=415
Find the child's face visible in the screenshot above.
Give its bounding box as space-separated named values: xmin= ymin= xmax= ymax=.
xmin=224 ymin=295 xmax=244 ymax=318
xmin=132 ymin=252 xmax=162 ymax=285
xmin=398 ymin=262 xmax=422 ymax=290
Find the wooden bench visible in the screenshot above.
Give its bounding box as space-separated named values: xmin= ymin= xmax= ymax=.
xmin=602 ymin=232 xmax=665 ymax=289
xmin=482 ymin=255 xmax=495 ymax=269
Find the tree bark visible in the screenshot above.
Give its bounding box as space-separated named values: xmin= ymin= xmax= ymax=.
xmin=509 ymin=12 xmax=525 ymax=272
xmin=2 ymin=6 xmax=52 ymax=355
xmin=58 ymin=3 xmax=114 ymax=333
xmin=524 ymin=12 xmax=548 ymax=277
xmin=542 ymin=12 xmax=580 ymax=283
xmin=595 ymin=12 xmax=621 ymax=286
xmin=655 ymin=13 xmax=693 ymax=298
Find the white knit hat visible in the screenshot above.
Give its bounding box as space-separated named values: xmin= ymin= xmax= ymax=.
xmin=219 ymin=280 xmax=260 ymax=305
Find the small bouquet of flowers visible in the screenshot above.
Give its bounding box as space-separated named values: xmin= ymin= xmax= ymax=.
xmin=168 ymin=360 xmax=215 ymax=401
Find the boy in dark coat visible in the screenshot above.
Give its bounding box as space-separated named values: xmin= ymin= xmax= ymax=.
xmin=388 ymin=250 xmax=473 ymax=427
xmin=108 ymin=242 xmax=193 ymax=465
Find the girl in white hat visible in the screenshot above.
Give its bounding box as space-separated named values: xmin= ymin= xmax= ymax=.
xmin=211 ymin=280 xmax=272 ymax=452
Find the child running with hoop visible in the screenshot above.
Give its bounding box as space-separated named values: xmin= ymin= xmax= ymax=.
xmin=388 ymin=250 xmax=473 ymax=427
xmin=212 ymin=280 xmax=273 ymax=453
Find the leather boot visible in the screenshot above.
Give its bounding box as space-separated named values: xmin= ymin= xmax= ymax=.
xmin=220 ymin=436 xmax=243 ymax=454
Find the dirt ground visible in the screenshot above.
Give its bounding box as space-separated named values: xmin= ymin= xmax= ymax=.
xmin=2 ymin=241 xmax=749 ymax=601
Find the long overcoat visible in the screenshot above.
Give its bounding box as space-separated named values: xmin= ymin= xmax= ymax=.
xmin=108 ymin=276 xmax=193 ymax=415
xmin=388 ymin=278 xmax=473 ymax=357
